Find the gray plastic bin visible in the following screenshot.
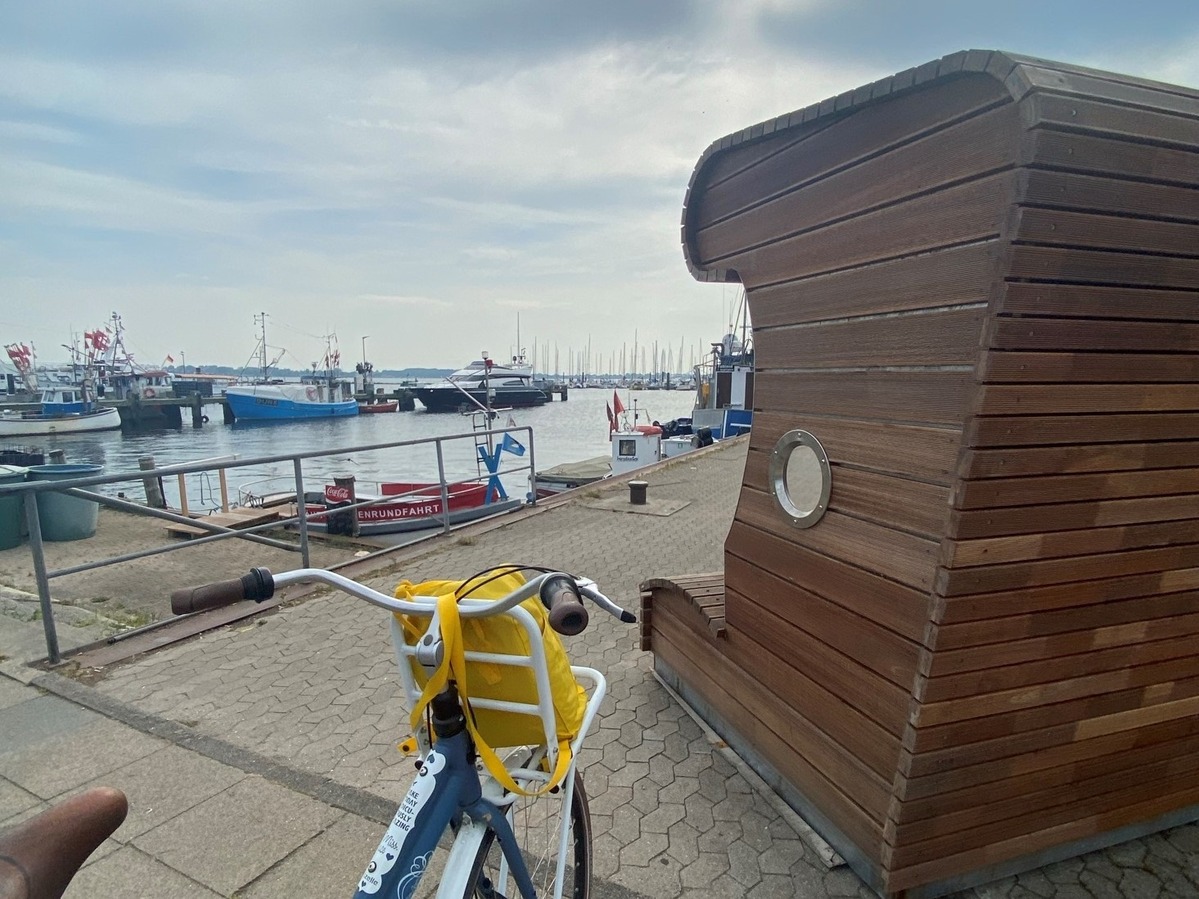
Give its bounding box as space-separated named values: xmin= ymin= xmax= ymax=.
xmin=28 ymin=464 xmax=103 ymax=542
xmin=0 ymin=465 xmax=28 ymax=550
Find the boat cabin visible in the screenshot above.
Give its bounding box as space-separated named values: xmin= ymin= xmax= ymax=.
xmin=642 ymin=50 xmax=1199 ymax=897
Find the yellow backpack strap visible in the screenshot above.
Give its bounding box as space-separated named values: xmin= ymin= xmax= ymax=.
xmin=414 ymin=590 xmax=571 ymax=798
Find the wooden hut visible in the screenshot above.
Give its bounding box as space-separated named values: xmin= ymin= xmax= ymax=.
xmin=640 ymin=50 xmax=1199 ymax=897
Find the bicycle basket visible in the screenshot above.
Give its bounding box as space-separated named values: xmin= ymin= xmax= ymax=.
xmin=392 ymin=568 xmax=588 ymax=754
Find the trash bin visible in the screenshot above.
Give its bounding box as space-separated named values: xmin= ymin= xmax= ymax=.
xmin=27 ymin=464 xmax=103 ymax=542
xmin=0 ymin=465 xmax=28 ymax=550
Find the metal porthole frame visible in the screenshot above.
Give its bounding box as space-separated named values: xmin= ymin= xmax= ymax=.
xmin=768 ymin=429 xmax=831 ymax=529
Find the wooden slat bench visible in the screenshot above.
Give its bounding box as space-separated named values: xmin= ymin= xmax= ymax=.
xmin=639 ymin=573 xmax=726 ymax=650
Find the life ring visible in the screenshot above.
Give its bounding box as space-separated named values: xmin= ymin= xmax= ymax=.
xmin=143 ymin=387 xmax=156 ymax=399
xmin=201 ymin=415 xmax=210 ymax=423
xmin=305 ymin=386 xmax=317 ymax=401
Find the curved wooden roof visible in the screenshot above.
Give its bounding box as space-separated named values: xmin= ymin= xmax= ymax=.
xmin=681 ymin=48 xmax=1199 ymax=283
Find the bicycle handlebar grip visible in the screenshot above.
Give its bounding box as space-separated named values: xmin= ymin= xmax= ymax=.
xmin=539 ymin=574 xmax=589 ymax=636
xmin=170 ymin=567 xmax=275 ymax=615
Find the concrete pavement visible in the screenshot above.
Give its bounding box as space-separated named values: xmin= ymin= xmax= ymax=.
xmin=2 ymin=437 xmax=1197 ymax=897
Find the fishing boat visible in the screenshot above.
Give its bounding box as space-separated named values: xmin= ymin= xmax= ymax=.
xmin=0 ymin=384 xmax=121 ymax=437
xmin=224 ymin=318 xmax=358 ymax=422
xmin=533 ymin=392 xmax=700 ymax=497
xmin=307 ymin=480 xmax=522 ymax=535
xmin=358 ymin=399 xmax=399 ymax=413
xmin=414 ymin=353 xmax=547 ymax=413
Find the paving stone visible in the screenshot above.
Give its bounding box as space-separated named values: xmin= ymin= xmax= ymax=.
xmin=65 ymin=845 xmax=223 ymax=898
xmin=241 ymin=811 xmax=384 ymax=898
xmin=131 ymin=776 xmax=344 ymax=896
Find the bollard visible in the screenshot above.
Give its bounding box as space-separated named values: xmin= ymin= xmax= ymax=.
xmin=629 ymin=480 xmax=648 ymax=505
xmin=139 ymin=456 xmax=166 ymax=509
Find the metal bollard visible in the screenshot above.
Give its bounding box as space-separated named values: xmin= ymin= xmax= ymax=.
xmin=629 ymin=480 xmax=648 ymax=505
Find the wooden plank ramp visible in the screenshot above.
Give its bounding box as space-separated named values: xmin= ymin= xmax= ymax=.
xmin=165 ymin=507 xmax=282 ymax=539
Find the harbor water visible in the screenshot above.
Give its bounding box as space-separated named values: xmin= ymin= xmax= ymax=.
xmin=4 ymin=387 xmax=697 ymax=511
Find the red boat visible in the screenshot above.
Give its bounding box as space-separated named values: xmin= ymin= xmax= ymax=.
xmin=358 ymin=399 xmax=399 ymax=413
xmin=310 ymin=480 xmax=522 ymax=535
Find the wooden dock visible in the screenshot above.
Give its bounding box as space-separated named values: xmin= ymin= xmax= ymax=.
xmin=164 ymin=507 xmax=282 ymax=539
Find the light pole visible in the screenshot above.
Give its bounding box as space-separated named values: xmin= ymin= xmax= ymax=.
xmin=362 ymin=336 xmax=369 ymax=367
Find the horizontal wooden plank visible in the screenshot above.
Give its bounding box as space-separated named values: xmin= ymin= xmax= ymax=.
xmin=895 ymin=728 xmax=1199 ymax=825
xmin=695 ymin=74 xmax=1010 ymax=228
xmin=699 ymin=128 xmax=804 ymax=194
xmin=949 ymin=494 xmax=1199 ymax=538
xmin=724 ymin=586 xmax=910 ymax=753
xmin=958 ymin=441 xmax=1199 ymax=478
xmin=754 ymin=305 xmax=986 ymax=370
xmin=1017 ymin=168 xmax=1199 ymax=223
xmin=752 ymin=412 xmax=962 ymax=483
xmin=933 ymin=568 xmax=1199 ymax=627
xmin=737 ymin=491 xmax=941 ymax=593
xmin=938 ymin=542 xmax=1199 ymax=596
xmin=1005 ymin=244 xmax=1199 ymax=289
xmin=917 ymin=655 xmax=1199 ymax=728
xmin=888 ymin=761 xmax=1199 ymax=871
xmin=1013 ymin=207 xmax=1199 ymax=256
xmin=965 ymin=412 xmax=1199 ymax=447
xmin=944 ymin=518 xmax=1199 ymax=568
xmin=978 ymin=352 xmax=1199 ymax=384
xmin=755 ymin=370 xmax=975 ymax=427
xmin=887 ymin=781 xmax=1199 ymax=892
xmin=745 ymin=448 xmax=951 ymax=539
xmin=996 ymin=281 xmax=1199 ymax=321
xmin=748 ymin=242 xmax=999 ymax=328
xmin=710 ymin=173 xmax=1016 ymax=287
xmin=696 ymin=105 xmax=1021 ymax=262
xmin=726 ymin=556 xmax=920 ymax=698
xmin=726 ymin=521 xmax=930 ymax=643
xmin=923 ymin=629 xmax=1199 ymax=702
xmin=933 ymin=588 xmax=1199 ymax=657
xmin=952 ymin=467 xmax=1199 ymax=509
xmin=988 ymin=317 xmax=1199 ymax=352
xmin=652 ymin=599 xmax=890 ymax=850
xmin=1023 ymin=76 xmax=1199 ymax=129
xmin=903 ymin=697 xmax=1199 ymax=791
xmin=1024 ymin=130 xmax=1199 ymax=187
xmin=974 ymin=383 xmax=1199 ymax=415
xmin=906 ymin=681 xmax=1199 ymax=768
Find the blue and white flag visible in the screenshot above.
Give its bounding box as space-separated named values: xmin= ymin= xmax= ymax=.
xmin=500 ymin=433 xmax=526 ymax=456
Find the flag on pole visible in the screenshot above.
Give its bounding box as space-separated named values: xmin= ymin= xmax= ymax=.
xmin=165 ymin=355 xmax=175 ymax=364
xmin=500 ymin=433 xmax=526 ymax=456
xmin=612 ymin=390 xmax=625 ymax=415
xmin=606 ymin=402 xmax=615 ymax=434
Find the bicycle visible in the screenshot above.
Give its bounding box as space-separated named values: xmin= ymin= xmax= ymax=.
xmin=170 ymin=564 xmax=636 ymax=898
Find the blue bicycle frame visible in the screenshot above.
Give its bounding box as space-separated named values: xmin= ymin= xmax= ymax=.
xmin=353 ymin=714 xmax=536 ymax=899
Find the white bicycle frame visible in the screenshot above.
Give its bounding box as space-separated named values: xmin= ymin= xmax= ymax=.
xmin=270 ymin=568 xmax=607 ymax=899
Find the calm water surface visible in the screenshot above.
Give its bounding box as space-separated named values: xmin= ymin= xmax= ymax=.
xmin=14 ymin=387 xmax=697 ymax=509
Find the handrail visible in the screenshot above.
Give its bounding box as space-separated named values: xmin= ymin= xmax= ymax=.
xmin=6 ymin=425 xmax=536 ymax=665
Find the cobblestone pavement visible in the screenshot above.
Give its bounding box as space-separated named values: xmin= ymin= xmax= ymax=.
xmin=6 ymin=437 xmax=1197 ymax=897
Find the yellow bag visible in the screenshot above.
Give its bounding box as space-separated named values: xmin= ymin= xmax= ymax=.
xmin=394 ymin=567 xmax=588 ymax=795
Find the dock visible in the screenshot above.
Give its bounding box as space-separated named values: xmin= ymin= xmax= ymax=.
xmin=163 ymin=506 xmax=282 ymax=539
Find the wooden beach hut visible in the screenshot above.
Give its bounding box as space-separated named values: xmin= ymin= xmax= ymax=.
xmin=640 ymin=50 xmax=1199 ymax=896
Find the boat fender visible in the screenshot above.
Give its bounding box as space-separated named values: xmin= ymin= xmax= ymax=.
xmin=635 ymin=425 xmax=662 ymax=436
xmin=143 ymin=388 xmax=156 ymax=399
xmin=201 ymin=415 xmax=210 ymax=423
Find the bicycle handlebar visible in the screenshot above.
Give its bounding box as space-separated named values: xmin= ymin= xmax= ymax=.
xmin=169 ymin=567 xmax=636 ymax=635
xmin=170 ymin=567 xmax=274 ymax=615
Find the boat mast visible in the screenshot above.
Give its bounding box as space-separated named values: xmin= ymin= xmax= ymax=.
xmin=255 ymin=312 xmax=269 ymax=381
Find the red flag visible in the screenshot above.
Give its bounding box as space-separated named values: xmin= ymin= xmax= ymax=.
xmin=606 ymin=402 xmax=614 ymax=434
xmin=612 ymin=390 xmax=625 ymax=415
xmin=165 ymin=354 xmax=175 ymax=364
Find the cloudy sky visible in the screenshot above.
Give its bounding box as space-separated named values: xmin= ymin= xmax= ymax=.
xmin=2 ymin=1 xmax=1197 ymax=375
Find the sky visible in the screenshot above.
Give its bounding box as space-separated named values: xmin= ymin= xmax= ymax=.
xmin=2 ymin=1 xmax=1197 ymax=375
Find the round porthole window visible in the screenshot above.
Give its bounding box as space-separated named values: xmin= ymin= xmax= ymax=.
xmin=769 ymin=430 xmax=831 ymax=528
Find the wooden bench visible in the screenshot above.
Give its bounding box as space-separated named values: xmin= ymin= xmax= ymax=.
xmin=639 ymin=573 xmax=726 ymax=650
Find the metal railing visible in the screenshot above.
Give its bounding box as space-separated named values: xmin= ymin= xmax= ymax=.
xmin=0 ymin=425 xmax=535 ymax=664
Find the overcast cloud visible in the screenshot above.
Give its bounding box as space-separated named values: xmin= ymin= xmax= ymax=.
xmin=2 ymin=1 xmax=1196 ymax=373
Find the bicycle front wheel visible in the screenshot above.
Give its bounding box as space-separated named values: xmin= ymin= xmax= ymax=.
xmin=463 ymin=770 xmax=592 ymax=899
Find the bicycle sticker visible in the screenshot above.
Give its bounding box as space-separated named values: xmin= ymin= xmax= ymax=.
xmin=356 ymin=752 xmax=445 ymax=895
